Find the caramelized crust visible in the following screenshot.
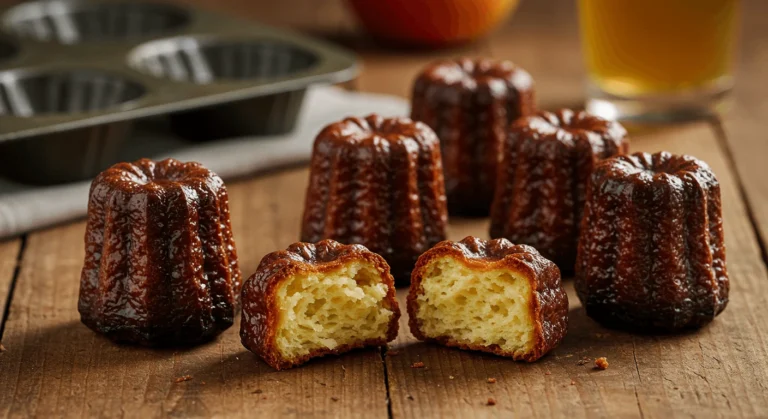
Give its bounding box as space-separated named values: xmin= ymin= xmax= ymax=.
xmin=576 ymin=152 xmax=729 ymax=331
xmin=407 ymin=237 xmax=568 ymax=362
xmin=490 ymin=109 xmax=629 ymax=270
xmin=240 ymin=240 xmax=401 ymax=370
xmin=411 ymin=57 xmax=536 ymax=216
xmin=300 ymin=114 xmax=448 ymax=284
xmin=79 ymin=158 xmax=241 ymax=346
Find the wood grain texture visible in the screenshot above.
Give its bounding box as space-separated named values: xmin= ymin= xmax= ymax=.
xmin=1 ymin=0 xmax=768 ymax=418
xmin=168 ymin=0 xmax=354 ymax=34
xmin=0 ymin=169 xmax=389 ymax=419
xmin=719 ymin=0 xmax=768 ymax=257
xmin=0 ymin=239 xmax=21 ymax=331
xmin=386 ymin=124 xmax=768 ymax=419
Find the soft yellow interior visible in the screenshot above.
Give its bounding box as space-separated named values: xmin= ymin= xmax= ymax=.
xmin=415 ymin=257 xmax=536 ymax=355
xmin=274 ymin=262 xmax=395 ymax=360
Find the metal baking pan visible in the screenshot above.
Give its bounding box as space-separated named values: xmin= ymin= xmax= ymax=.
xmin=0 ymin=0 xmax=358 ymax=184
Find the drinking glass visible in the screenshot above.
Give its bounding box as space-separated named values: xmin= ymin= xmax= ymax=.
xmin=579 ymin=0 xmax=740 ymax=122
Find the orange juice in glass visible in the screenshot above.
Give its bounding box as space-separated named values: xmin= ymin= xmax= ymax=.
xmin=579 ymin=0 xmax=739 ymax=122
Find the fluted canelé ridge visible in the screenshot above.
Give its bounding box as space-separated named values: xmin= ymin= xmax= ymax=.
xmin=575 ymin=151 xmax=729 ymax=331
xmin=411 ymin=57 xmax=536 ymax=216
xmin=490 ymin=109 xmax=629 ymax=271
xmin=78 ymin=158 xmax=241 ymax=346
xmin=300 ymin=114 xmax=448 ymax=283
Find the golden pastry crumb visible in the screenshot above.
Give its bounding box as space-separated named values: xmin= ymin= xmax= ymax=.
xmin=414 ymin=258 xmax=536 ymax=355
xmin=411 ymin=361 xmax=425 ymax=369
xmin=174 ymin=375 xmax=193 ymax=383
xmin=594 ymin=357 xmax=609 ymax=370
xmin=274 ymin=262 xmax=395 ymax=361
xmin=487 ymin=377 xmax=497 ymax=383
xmin=487 ymin=398 xmax=497 ymax=406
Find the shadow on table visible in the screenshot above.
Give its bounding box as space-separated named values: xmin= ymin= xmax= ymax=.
xmin=0 ymin=318 xmax=238 ymax=372
xmin=190 ymin=345 xmax=382 ymax=386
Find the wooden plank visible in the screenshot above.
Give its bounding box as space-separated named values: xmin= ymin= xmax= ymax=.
xmin=168 ymin=0 xmax=354 ymax=34
xmin=485 ymin=0 xmax=584 ymax=111
xmin=0 ymin=238 xmax=21 ymax=332
xmin=630 ymin=124 xmax=768 ymax=418
xmin=348 ymin=0 xmax=583 ymax=103
xmin=719 ymin=0 xmax=768 ymax=257
xmin=0 ymin=168 xmax=389 ymax=419
xmin=385 ymin=123 xmax=768 ymax=418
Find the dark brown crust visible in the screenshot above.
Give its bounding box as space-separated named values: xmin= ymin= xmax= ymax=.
xmin=411 ymin=57 xmax=536 ymax=216
xmin=407 ymin=236 xmax=568 ymax=362
xmin=489 ymin=109 xmax=629 ymax=271
xmin=575 ymin=152 xmax=729 ymax=332
xmin=300 ymin=114 xmax=448 ymax=284
xmin=78 ymin=158 xmax=242 ymax=346
xmin=240 ymin=239 xmax=401 ymax=370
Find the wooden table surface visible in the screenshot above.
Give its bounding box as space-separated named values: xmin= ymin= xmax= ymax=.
xmin=1 ymin=1 xmax=768 ymax=418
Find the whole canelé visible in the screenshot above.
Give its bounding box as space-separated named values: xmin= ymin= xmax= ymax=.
xmin=575 ymin=152 xmax=729 ymax=331
xmin=78 ymin=158 xmax=242 ymax=345
xmin=490 ymin=109 xmax=629 ymax=271
xmin=300 ymin=114 xmax=448 ymax=284
xmin=411 ymin=57 xmax=535 ymax=216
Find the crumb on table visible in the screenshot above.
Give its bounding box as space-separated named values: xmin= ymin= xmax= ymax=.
xmin=577 ymin=356 xmax=592 ymax=366
xmin=387 ymin=349 xmax=400 ymax=356
xmin=487 ymin=398 xmax=497 ymax=406
xmin=487 ymin=377 xmax=497 ymax=384
xmin=594 ymin=357 xmax=609 ymax=370
xmin=449 ymin=375 xmax=455 ymax=380
xmin=331 ymin=397 xmax=339 ymax=402
xmin=174 ymin=375 xmax=193 ymax=383
xmin=411 ymin=361 xmax=425 ymax=369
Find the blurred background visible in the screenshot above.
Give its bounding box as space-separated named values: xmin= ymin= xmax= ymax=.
xmin=0 ymin=0 xmax=763 ymax=238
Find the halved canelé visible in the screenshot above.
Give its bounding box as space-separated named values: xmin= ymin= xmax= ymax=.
xmin=407 ymin=237 xmax=568 ymax=362
xmin=240 ymin=240 xmax=400 ymax=370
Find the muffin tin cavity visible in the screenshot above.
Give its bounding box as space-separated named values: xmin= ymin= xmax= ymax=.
xmin=2 ymin=0 xmax=189 ymax=44
xmin=0 ymin=0 xmax=356 ymax=184
xmin=0 ymin=69 xmax=145 ymax=116
xmin=129 ymin=37 xmax=319 ymax=83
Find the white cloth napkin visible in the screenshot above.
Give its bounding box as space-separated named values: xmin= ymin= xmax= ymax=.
xmin=0 ymin=86 xmax=410 ymax=239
